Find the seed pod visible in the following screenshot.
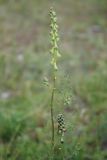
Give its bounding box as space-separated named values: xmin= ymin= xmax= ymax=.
xmin=57 ymin=114 xmax=66 ymax=143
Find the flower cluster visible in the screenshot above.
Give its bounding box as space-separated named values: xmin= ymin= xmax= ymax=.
xmin=57 ymin=114 xmax=66 ymax=143
xmin=49 ymin=7 xmax=61 ymax=71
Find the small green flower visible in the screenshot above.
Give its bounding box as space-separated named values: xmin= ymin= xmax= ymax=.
xmin=49 ymin=7 xmax=61 ymax=71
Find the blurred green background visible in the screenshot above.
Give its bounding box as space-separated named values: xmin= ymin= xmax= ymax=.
xmin=0 ymin=0 xmax=107 ymax=159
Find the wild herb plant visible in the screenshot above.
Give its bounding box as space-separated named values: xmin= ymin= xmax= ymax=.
xmin=49 ymin=7 xmax=66 ymax=158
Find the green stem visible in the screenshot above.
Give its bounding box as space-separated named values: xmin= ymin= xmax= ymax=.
xmin=50 ymin=71 xmax=56 ymax=150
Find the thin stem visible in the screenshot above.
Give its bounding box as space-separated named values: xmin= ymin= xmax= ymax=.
xmin=50 ymin=71 xmax=56 ymax=150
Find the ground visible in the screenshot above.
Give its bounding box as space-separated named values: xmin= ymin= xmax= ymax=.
xmin=0 ymin=0 xmax=107 ymax=159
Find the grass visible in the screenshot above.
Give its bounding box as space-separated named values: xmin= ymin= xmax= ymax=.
xmin=0 ymin=0 xmax=107 ymax=159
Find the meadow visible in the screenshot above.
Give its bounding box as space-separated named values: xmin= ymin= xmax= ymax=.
xmin=0 ymin=0 xmax=107 ymax=159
